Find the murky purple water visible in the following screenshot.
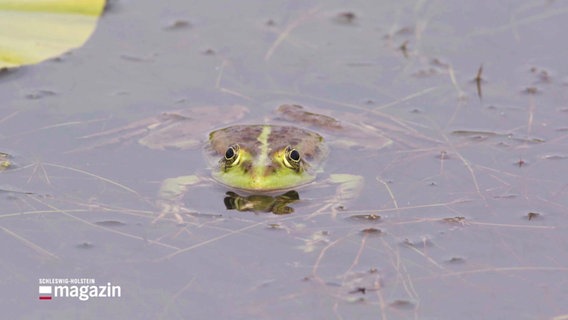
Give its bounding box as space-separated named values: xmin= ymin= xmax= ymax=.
xmin=1 ymin=1 xmax=567 ymax=319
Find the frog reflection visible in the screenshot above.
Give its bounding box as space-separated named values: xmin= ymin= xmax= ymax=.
xmin=223 ymin=190 xmax=300 ymax=215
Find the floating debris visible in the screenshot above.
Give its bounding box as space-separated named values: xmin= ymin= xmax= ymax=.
xmin=436 ymin=151 xmax=450 ymax=160
xmin=394 ymin=26 xmax=414 ymax=36
xmin=360 ymin=228 xmax=383 ymax=236
xmin=522 ymin=86 xmax=540 ymax=95
xmin=349 ymin=287 xmax=367 ymax=294
xmin=527 ymin=212 xmax=541 ymax=221
xmin=402 ymin=237 xmax=433 ymax=248
xmin=266 ymin=223 xmax=283 ymax=230
xmin=25 ymin=89 xmax=56 ymax=100
xmin=474 ymin=64 xmax=485 ymax=99
xmin=348 ymin=214 xmax=381 ymax=222
xmin=399 ymin=40 xmax=410 ymax=58
xmin=441 ymin=216 xmax=466 ymax=225
xmin=530 ymin=66 xmax=552 ymax=83
xmin=452 ymin=130 xmax=545 ymax=144
xmin=202 ymin=48 xmax=216 ymax=55
xmin=542 ymin=154 xmax=568 ymax=160
xmin=446 ymin=256 xmax=466 ymax=264
xmin=95 ymin=220 xmax=126 ymax=227
xmin=0 ymin=152 xmax=12 ymax=171
xmin=493 ymin=194 xmax=517 ymax=199
xmin=430 ymin=58 xmax=449 ymax=68
xmin=334 ymin=11 xmax=357 ymax=25
xmin=77 ymin=242 xmax=95 ymax=249
xmin=412 ymin=67 xmax=439 ymax=78
xmin=164 ymin=19 xmax=192 ymax=30
xmin=390 ymin=299 xmax=415 ymax=310
xmin=347 ymin=297 xmax=366 ymax=304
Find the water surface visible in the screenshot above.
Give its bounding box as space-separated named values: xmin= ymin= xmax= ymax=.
xmin=1 ymin=1 xmax=567 ymax=319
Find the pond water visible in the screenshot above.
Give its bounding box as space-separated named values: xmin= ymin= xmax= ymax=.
xmin=1 ymin=1 xmax=567 ymax=319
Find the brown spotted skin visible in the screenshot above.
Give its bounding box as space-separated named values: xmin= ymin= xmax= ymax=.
xmin=207 ymin=125 xmax=326 ymax=165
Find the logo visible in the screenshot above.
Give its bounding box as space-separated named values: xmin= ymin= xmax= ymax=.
xmin=39 ymin=286 xmax=52 ymax=300
xmin=38 ymin=278 xmax=121 ymax=301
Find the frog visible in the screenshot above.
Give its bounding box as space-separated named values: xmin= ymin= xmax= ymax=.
xmin=87 ymin=104 xmax=393 ymax=219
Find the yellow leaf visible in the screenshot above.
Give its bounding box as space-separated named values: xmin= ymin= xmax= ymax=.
xmin=0 ymin=0 xmax=105 ymax=68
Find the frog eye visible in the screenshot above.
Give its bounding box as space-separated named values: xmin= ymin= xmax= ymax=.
xmin=224 ymin=144 xmax=240 ymax=165
xmin=289 ymin=149 xmax=300 ymax=162
xmin=284 ymin=145 xmax=302 ymax=171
